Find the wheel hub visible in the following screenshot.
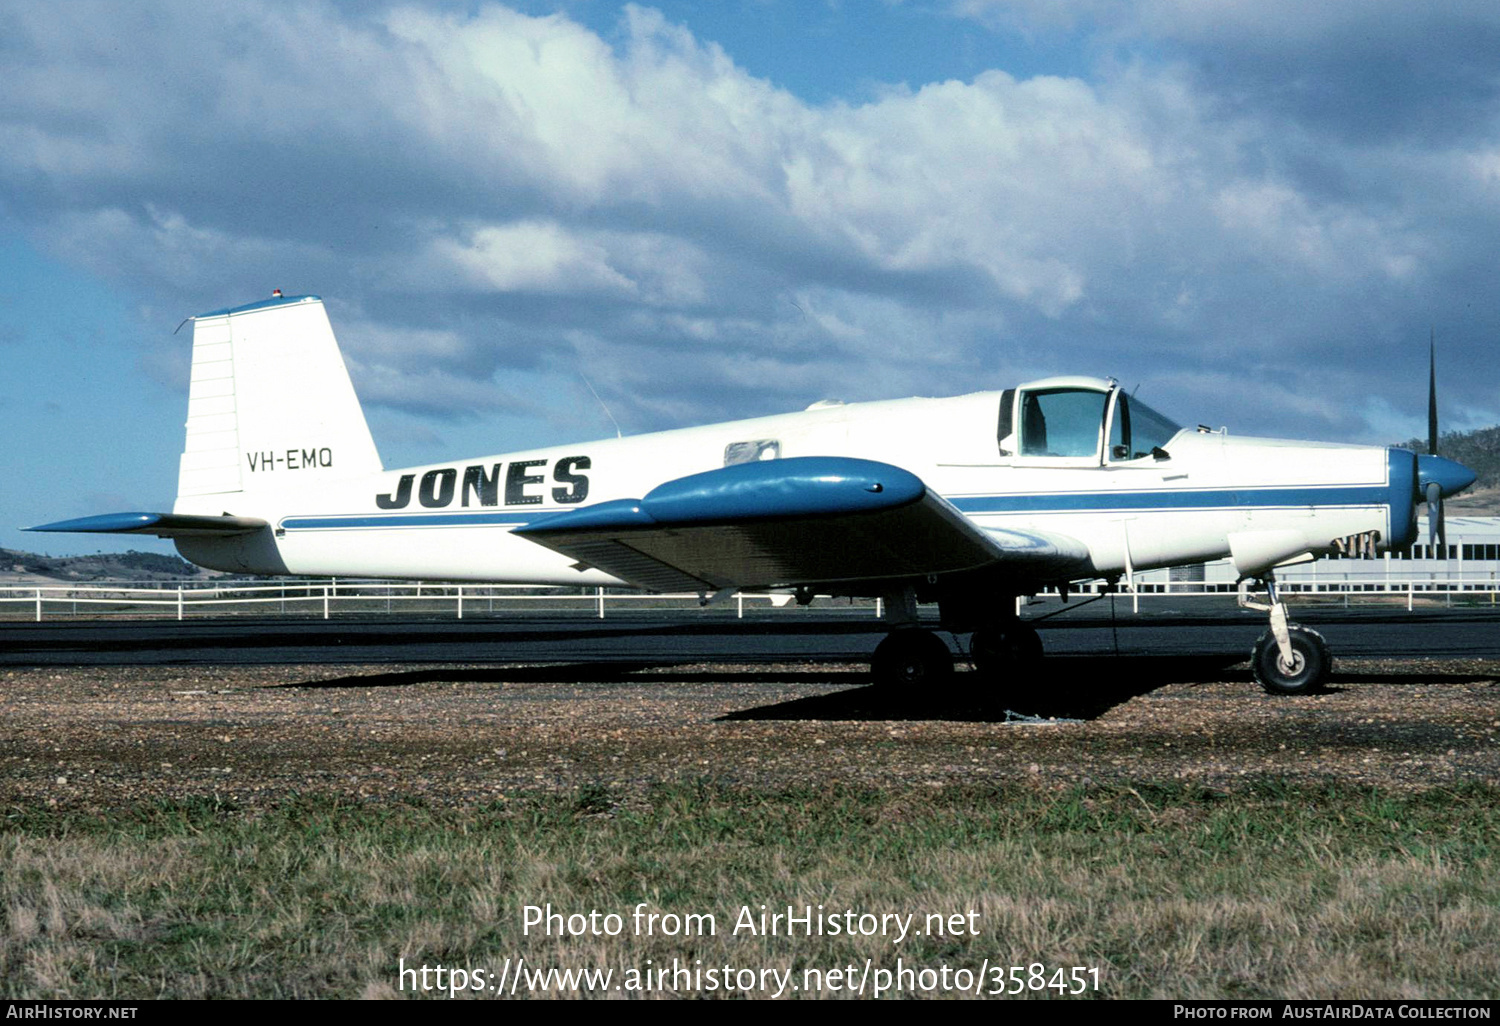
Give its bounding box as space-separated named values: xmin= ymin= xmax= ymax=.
xmin=1276 ymin=650 xmax=1306 ymax=676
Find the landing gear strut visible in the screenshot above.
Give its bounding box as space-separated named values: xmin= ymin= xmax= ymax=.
xmin=869 ymin=585 xmax=1042 ymax=695
xmin=1239 ymin=574 xmax=1330 ymax=695
xmin=969 ymin=620 xmax=1042 ymax=677
xmin=965 ymin=616 xmax=1043 ymax=709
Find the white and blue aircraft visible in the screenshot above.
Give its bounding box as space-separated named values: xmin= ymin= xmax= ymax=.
xmin=30 ymin=293 xmax=1477 ymax=696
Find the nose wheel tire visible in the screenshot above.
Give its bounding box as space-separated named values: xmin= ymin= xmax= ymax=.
xmin=1251 ymin=625 xmax=1330 ymax=695
xmin=871 ymin=629 xmax=954 ymax=689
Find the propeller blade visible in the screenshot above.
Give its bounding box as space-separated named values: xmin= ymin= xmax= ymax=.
xmin=1426 ymin=481 xmax=1445 ymax=559
xmin=1428 ymin=331 xmax=1439 ymax=456
xmin=1438 ymin=495 xmax=1447 ymax=559
xmin=1428 ymin=480 xmax=1440 ymax=552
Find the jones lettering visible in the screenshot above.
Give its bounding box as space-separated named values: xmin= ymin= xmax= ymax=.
xmin=372 ymin=458 xmax=591 ymax=510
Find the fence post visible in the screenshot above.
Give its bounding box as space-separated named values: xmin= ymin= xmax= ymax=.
xmin=35 ymin=588 xmax=42 ymax=622
xmin=323 ymin=586 xmax=330 ymax=619
xmin=1408 ymin=581 xmax=1413 ymax=612
xmin=177 ymin=586 xmax=184 ymax=621
xmin=457 ymin=585 xmax=464 ymax=620
xmin=597 ymin=586 xmax=605 ymax=619
xmin=737 ymin=592 xmax=744 ymax=619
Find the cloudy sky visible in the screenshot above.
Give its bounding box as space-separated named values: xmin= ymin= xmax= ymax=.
xmin=5 ymin=0 xmax=1499 ymax=554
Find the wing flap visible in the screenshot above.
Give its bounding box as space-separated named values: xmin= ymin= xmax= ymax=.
xmin=26 ymin=511 xmax=269 ymax=538
xmin=516 ymin=457 xmax=1090 ymax=591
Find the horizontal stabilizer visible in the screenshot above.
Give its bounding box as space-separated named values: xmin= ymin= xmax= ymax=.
xmin=516 ymin=457 xmax=1081 ymax=592
xmin=26 ymin=511 xmax=268 ymax=538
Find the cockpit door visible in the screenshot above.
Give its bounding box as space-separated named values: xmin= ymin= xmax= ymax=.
xmin=1013 ymin=386 xmax=1112 ymax=467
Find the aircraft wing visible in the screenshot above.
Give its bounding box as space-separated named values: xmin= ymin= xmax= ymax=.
xmin=26 ymin=512 xmax=269 ymax=538
xmin=514 ymin=456 xmax=1091 ymax=592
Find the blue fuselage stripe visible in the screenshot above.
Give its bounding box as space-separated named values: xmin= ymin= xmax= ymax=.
xmin=280 ymin=512 xmax=542 ymax=530
xmin=947 ymin=485 xmax=1389 ymax=514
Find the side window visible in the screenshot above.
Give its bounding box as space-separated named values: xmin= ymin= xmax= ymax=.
xmin=997 ymin=389 xmax=1016 ymax=455
xmin=1019 ymin=389 xmax=1107 ymax=459
xmin=724 ymin=439 xmax=780 ymax=466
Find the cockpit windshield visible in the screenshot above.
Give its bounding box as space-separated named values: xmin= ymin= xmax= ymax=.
xmin=1129 ymin=396 xmax=1182 ymax=455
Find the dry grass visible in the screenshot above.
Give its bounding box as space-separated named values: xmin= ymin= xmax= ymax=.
xmin=2 ymin=783 xmax=1498 ymax=1000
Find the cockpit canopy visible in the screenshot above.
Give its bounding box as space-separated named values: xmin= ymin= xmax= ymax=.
xmin=998 ymin=376 xmax=1183 ymax=464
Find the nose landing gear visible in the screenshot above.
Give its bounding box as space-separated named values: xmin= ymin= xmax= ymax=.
xmin=1239 ymin=574 xmax=1330 ymax=695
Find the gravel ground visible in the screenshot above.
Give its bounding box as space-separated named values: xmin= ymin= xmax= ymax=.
xmin=3 ymin=659 xmax=1499 ymax=810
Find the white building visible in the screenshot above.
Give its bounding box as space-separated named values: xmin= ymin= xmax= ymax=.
xmin=1130 ymin=516 xmax=1500 ymax=596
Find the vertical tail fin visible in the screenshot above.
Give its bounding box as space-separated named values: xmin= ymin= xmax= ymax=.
xmin=177 ymin=294 xmax=382 ymax=502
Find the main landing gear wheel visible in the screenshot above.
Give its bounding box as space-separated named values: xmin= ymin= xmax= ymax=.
xmin=871 ymin=629 xmax=954 ymax=689
xmin=969 ymin=622 xmax=1043 ymax=678
xmin=1251 ymin=625 xmax=1330 ymax=696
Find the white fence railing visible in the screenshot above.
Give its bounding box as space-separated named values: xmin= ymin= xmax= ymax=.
xmin=0 ymin=580 xmax=812 ymax=622
xmin=1 ymin=572 xmax=1498 ymax=621
xmin=1050 ymin=573 xmax=1500 ymax=613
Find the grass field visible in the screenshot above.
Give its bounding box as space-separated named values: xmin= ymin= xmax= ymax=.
xmin=3 ymin=782 xmax=1497 ymax=1000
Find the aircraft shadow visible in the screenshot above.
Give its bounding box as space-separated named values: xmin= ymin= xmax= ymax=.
xmin=283 ymin=664 xmax=652 ymax=688
xmin=279 ymin=655 xmax=1246 ymax=721
xmin=719 ymin=654 xmax=1247 ymax=722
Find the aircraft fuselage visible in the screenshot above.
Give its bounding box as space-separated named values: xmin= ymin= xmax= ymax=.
xmin=173 ymin=388 xmax=1410 ymax=588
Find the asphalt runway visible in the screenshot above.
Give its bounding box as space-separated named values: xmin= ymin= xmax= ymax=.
xmin=2 ymin=605 xmax=1497 ymax=666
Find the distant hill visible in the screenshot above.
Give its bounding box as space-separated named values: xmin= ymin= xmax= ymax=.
xmin=0 ymin=547 xmax=207 ymax=582
xmin=1400 ymin=425 xmax=1500 ymax=515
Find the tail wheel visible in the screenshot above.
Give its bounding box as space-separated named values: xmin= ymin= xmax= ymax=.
xmin=871 ymin=629 xmax=954 ymax=689
xmin=1251 ymin=624 xmax=1331 ymax=695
